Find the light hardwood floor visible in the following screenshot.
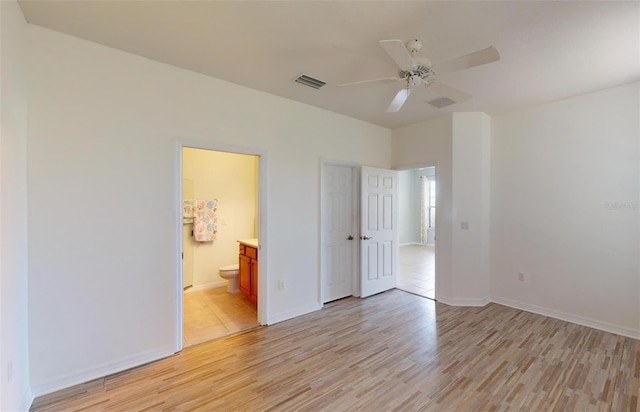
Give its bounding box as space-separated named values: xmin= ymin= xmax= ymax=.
xmin=398 ymin=244 xmax=435 ymax=300
xmin=183 ymin=286 xmax=258 ymax=347
xmin=31 ymin=289 xmax=638 ymax=411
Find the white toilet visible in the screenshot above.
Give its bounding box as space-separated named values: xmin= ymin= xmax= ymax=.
xmin=219 ymin=264 xmax=240 ymax=293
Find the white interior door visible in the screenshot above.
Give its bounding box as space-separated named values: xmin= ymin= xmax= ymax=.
xmin=361 ymin=166 xmax=398 ymax=297
xmin=322 ymin=164 xmax=356 ymax=302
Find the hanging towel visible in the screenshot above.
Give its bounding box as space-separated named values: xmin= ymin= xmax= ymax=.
xmin=194 ymin=199 xmax=218 ymax=242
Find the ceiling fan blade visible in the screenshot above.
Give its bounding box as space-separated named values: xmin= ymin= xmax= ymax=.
xmin=379 ymin=39 xmax=414 ymax=70
xmin=432 ymin=46 xmax=500 ymax=75
xmin=386 ymin=88 xmax=412 ymax=113
xmin=429 ymin=82 xmax=471 ymax=103
xmin=338 ymin=77 xmax=400 ymax=87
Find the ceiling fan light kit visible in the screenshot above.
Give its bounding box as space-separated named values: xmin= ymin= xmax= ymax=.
xmin=340 ymin=39 xmax=500 ymax=113
xmin=408 ymin=74 xmax=423 ymax=88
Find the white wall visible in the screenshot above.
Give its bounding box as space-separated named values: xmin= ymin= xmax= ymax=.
xmin=398 ymin=168 xmax=435 ymax=245
xmin=451 ymin=113 xmax=491 ymax=304
xmin=491 ymin=82 xmax=640 ymax=337
xmin=413 ymin=167 xmax=436 ymax=245
xmin=26 ymin=25 xmax=391 ymax=395
xmin=420 ymin=168 xmax=437 ymax=245
xmin=0 ymin=1 xmax=33 ymax=410
xmin=398 ymin=170 xmax=416 ymax=245
xmin=393 ymin=114 xmax=491 ymax=306
xmin=392 ymin=116 xmax=453 ymax=301
xmin=183 ymin=148 xmax=258 ymax=287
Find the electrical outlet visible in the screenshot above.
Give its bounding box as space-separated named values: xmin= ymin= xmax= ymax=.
xmin=278 ymin=280 xmax=286 ymax=290
xmin=518 ymin=272 xmax=525 ymax=282
xmin=460 ymin=221 xmax=469 ymax=230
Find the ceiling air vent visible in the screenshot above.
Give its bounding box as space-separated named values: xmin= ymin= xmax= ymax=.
xmin=294 ymin=74 xmax=326 ymax=89
xmin=428 ymin=97 xmax=456 ymax=109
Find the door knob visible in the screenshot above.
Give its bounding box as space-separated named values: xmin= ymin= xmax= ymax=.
xmin=360 ymin=236 xmax=372 ymax=240
xmin=347 ymin=235 xmax=354 ymax=240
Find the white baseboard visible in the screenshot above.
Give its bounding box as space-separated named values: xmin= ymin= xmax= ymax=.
xmin=490 ymin=295 xmax=640 ymax=340
xmin=185 ymin=281 xmax=226 ymax=293
xmin=266 ymin=302 xmax=322 ymax=325
xmin=436 ymin=293 xmax=639 ymax=339
xmin=31 ymin=345 xmax=175 ymax=398
xmin=437 ymin=295 xmax=491 ymax=307
xmin=21 ymin=385 xmax=34 ymax=412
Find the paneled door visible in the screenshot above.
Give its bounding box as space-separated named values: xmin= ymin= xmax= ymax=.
xmin=360 ymin=166 xmax=398 ymax=297
xmin=322 ymin=164 xmax=355 ymax=302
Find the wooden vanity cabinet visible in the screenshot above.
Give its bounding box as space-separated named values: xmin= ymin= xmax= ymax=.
xmin=239 ymin=243 xmax=258 ymax=305
xmin=239 ymin=253 xmax=251 ymax=297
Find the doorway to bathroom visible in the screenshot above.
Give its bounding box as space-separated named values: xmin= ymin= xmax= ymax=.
xmin=397 ymin=166 xmax=436 ymax=300
xmin=180 ymin=147 xmax=261 ymax=348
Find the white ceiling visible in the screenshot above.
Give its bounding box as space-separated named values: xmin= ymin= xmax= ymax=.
xmin=18 ymin=1 xmax=640 ymax=129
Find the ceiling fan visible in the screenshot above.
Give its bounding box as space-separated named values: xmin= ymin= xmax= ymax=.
xmin=340 ymin=39 xmax=500 ymax=113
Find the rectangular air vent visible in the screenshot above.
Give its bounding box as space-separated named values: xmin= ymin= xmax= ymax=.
xmin=428 ymin=97 xmax=456 ymax=109
xmin=294 ymin=74 xmax=326 ymax=89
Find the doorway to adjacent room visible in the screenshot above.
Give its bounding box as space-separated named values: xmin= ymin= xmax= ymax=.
xmin=178 ymin=145 xmax=265 ymax=349
xmin=397 ymin=166 xmax=436 ymax=300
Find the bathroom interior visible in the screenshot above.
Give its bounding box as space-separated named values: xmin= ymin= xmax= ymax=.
xmin=182 ymin=147 xmax=259 ymax=347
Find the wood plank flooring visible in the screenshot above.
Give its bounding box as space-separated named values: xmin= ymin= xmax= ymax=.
xmin=31 ymin=290 xmax=639 ymax=411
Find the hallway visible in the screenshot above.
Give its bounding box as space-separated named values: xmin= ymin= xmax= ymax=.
xmin=397 ymin=244 xmax=435 ymax=300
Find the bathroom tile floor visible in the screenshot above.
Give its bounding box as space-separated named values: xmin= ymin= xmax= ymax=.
xmin=183 ymin=286 xmax=258 ymax=347
xmin=397 ymin=244 xmax=435 ymax=300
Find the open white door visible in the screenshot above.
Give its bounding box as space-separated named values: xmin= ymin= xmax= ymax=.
xmin=360 ymin=166 xmax=398 ymax=297
xmin=322 ymin=164 xmax=356 ymax=302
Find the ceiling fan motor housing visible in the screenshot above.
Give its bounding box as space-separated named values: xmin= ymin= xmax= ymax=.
xmin=406 ymin=39 xmax=423 ymax=54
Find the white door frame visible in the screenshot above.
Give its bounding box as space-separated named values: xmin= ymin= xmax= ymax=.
xmin=319 ymin=159 xmax=360 ymax=305
xmin=395 ymin=161 xmax=438 ymax=301
xmin=175 ymin=139 xmax=268 ymax=352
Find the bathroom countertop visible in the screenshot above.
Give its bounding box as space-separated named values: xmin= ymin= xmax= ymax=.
xmin=238 ymin=238 xmax=259 ymax=248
